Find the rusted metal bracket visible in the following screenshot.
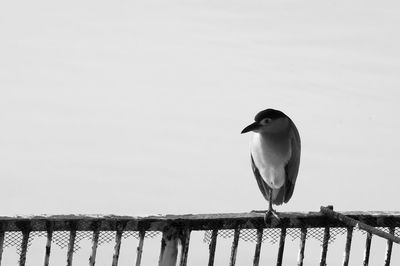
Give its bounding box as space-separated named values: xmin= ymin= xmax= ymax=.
xmin=320 ymin=206 xmax=400 ymax=244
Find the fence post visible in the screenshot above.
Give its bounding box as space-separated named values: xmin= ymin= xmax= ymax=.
xmin=253 ymin=228 xmax=263 ymax=266
xmin=43 ymin=221 xmax=53 ymax=266
xmin=229 ymin=228 xmax=241 ymax=266
xmin=276 ymin=227 xmax=287 ymax=266
xmin=111 ymin=227 xmax=123 ymax=266
xmin=179 ymin=229 xmax=191 ymax=266
xmin=135 ymin=231 xmax=146 ymax=266
xmin=19 ymin=230 xmax=30 ymax=266
xmin=320 ymin=227 xmax=330 ymax=266
xmin=159 ymin=227 xmax=179 ymax=266
xmin=89 ymin=228 xmax=100 ymax=266
xmin=66 ymin=229 xmax=76 ymax=266
xmin=342 ymin=227 xmax=353 ymax=266
xmin=363 ymin=232 xmax=372 ymax=266
xmin=208 ymin=230 xmax=218 ymax=266
xmin=0 ymin=229 xmax=5 ymax=265
xmin=297 ymin=227 xmax=307 ymax=266
xmin=384 ymin=227 xmax=395 ymax=266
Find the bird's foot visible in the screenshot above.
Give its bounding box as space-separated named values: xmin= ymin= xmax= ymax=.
xmin=264 ymin=209 xmax=280 ymax=226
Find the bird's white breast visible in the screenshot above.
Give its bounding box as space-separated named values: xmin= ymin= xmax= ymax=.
xmin=251 ymin=133 xmax=291 ymax=189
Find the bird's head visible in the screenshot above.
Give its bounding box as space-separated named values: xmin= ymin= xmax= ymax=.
xmin=241 ymin=108 xmax=289 ymax=134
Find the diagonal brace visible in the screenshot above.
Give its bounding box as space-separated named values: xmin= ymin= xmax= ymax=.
xmin=320 ymin=206 xmax=400 ymax=244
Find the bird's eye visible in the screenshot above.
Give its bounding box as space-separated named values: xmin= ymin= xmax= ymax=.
xmin=262 ymin=118 xmax=271 ymax=124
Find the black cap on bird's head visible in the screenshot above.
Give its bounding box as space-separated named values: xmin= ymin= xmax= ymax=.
xmin=241 ymin=108 xmax=288 ymax=134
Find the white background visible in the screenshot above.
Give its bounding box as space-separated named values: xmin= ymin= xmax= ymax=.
xmin=1 ymin=0 xmax=400 ymax=264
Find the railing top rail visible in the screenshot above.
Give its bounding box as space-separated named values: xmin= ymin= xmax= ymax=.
xmin=1 ymin=211 xmax=400 ymax=232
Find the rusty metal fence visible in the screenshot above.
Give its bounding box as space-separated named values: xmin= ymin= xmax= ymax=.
xmin=0 ymin=211 xmax=399 ymax=265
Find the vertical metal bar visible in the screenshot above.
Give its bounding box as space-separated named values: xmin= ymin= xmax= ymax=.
xmin=66 ymin=230 xmax=76 ymax=266
xmin=276 ymin=227 xmax=287 ymax=266
xmin=159 ymin=230 xmax=179 ymax=266
xmin=158 ymin=231 xmax=167 ymax=266
xmin=19 ymin=230 xmax=30 ymax=266
xmin=342 ymin=227 xmax=353 ymax=266
xmin=253 ymin=228 xmax=263 ymax=266
xmin=0 ymin=230 xmax=5 ymax=265
xmin=384 ymin=227 xmax=395 ymax=266
xmin=229 ymin=229 xmax=240 ymax=266
xmin=179 ymin=230 xmax=191 ymax=266
xmin=112 ymin=230 xmax=123 ymax=266
xmin=135 ymin=231 xmax=146 ymax=266
xmin=320 ymin=227 xmax=330 ymax=266
xmin=208 ymin=230 xmax=218 ymax=266
xmin=297 ymin=227 xmax=307 ymax=266
xmin=363 ymin=232 xmax=372 ymax=266
xmin=89 ymin=230 xmax=99 ymax=266
xmin=43 ymin=226 xmax=53 ymax=266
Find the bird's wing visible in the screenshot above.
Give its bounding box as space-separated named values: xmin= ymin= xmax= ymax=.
xmin=282 ymin=120 xmax=301 ymax=203
xmin=251 ymin=154 xmax=271 ymax=201
xmin=251 ymin=154 xmax=287 ymax=205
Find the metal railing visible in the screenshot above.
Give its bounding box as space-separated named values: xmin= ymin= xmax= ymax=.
xmin=0 ymin=211 xmax=399 ymax=265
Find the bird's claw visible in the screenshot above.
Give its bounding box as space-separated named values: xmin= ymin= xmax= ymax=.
xmin=264 ymin=209 xmax=280 ymax=226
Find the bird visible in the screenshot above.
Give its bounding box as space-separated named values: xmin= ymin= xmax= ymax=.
xmin=241 ymin=108 xmax=301 ymax=222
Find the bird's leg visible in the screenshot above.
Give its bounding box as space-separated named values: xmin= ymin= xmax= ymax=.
xmin=264 ymin=189 xmax=280 ymax=224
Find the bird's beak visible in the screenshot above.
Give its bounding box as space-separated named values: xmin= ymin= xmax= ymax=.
xmin=241 ymin=122 xmax=260 ymax=134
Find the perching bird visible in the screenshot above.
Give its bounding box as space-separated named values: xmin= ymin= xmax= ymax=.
xmin=241 ymin=108 xmax=301 ymax=222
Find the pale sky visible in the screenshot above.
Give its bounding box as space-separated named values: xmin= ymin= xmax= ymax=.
xmin=1 ymin=0 xmax=399 ymax=219
xmin=1 ymin=0 xmax=400 ymax=265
